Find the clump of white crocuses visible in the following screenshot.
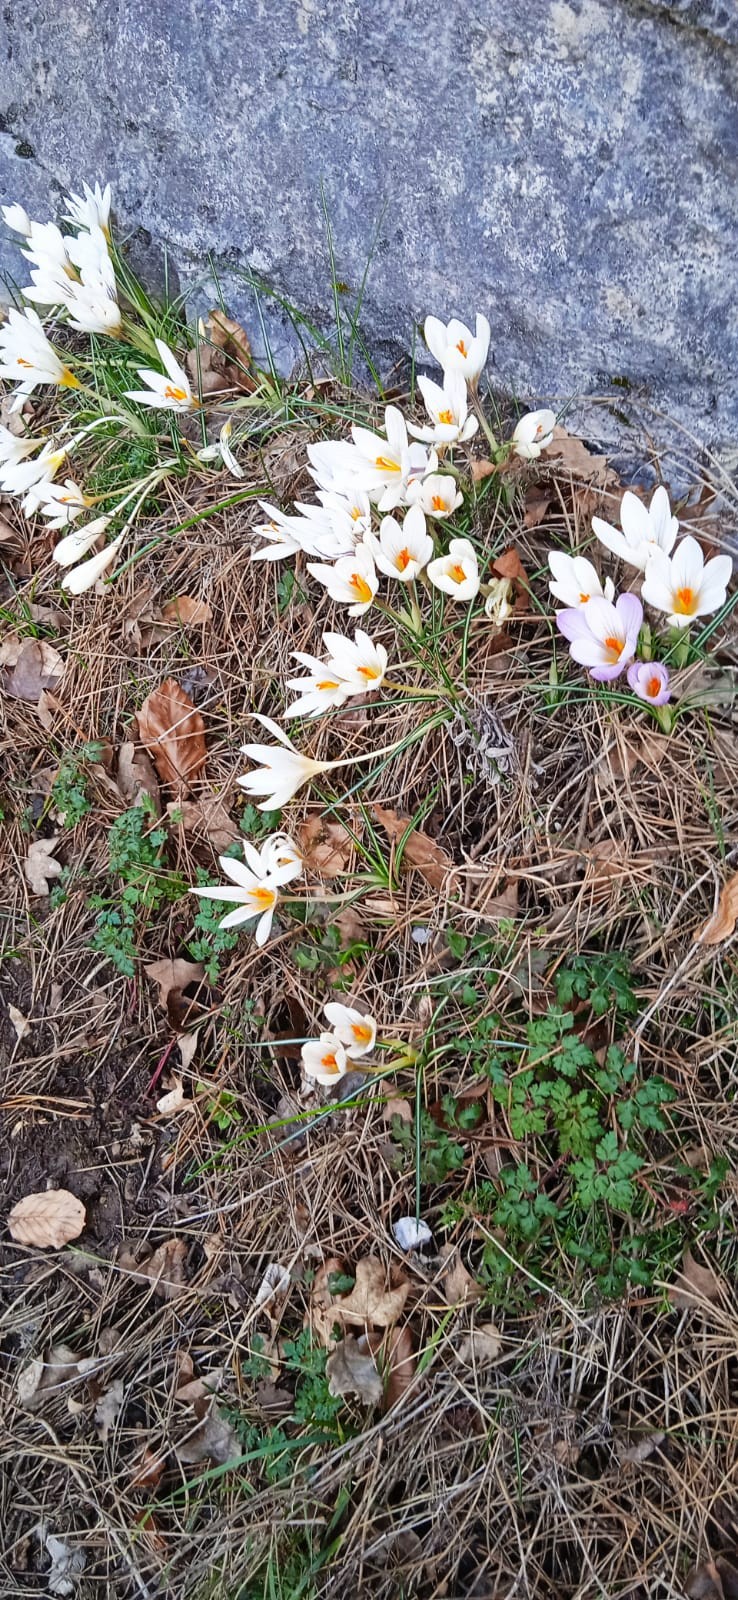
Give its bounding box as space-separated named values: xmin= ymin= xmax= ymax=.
xmin=549 ymin=485 xmax=733 ymax=726
xmin=191 ymin=833 xmax=303 ymax=948
xmin=302 ymin=1003 xmax=377 ymax=1086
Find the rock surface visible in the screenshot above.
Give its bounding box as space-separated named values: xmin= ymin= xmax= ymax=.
xmin=1 ymin=0 xmax=737 ymax=442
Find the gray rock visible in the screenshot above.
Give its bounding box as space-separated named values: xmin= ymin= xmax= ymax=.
xmin=1 ymin=0 xmax=737 ymax=451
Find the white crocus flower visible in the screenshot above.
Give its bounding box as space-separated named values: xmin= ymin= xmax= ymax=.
xmin=427 ymin=537 xmax=480 ymax=601
xmin=317 ymin=486 xmax=372 ymax=541
xmin=511 ymin=409 xmax=556 ymax=460
xmin=0 ymin=424 xmax=42 ymax=471
xmin=306 ymin=541 xmax=379 ymax=615
xmin=641 ymin=536 xmax=733 ymax=629
xmin=307 ymin=438 xmax=368 ymax=495
xmin=302 ymin=1033 xmax=349 ymax=1086
xmin=257 ymin=832 xmax=303 ymax=883
xmin=53 ymin=515 xmax=111 ymax=567
xmin=408 ymin=472 xmax=463 ymax=518
xmin=36 ymin=479 xmax=91 ymax=531
xmin=592 ymin=486 xmax=679 ymax=571
xmin=192 ymin=851 xmax=297 ymax=947
xmin=424 ymin=313 xmax=491 ymax=386
xmin=2 ymin=203 xmax=31 ymax=234
xmin=291 ymin=500 xmax=361 ymax=560
xmin=351 ymin=406 xmax=435 ymax=511
xmin=548 ymin=552 xmax=615 ymax=609
xmin=484 ymin=578 xmax=514 ymax=626
xmin=407 ymin=371 xmax=478 ymax=447
xmin=21 ymin=221 xmax=77 ymax=310
xmin=322 ymin=628 xmax=388 ymax=693
xmin=251 ymin=501 xmax=303 ymax=562
xmin=64 ymin=181 xmax=113 ymax=237
xmin=285 ymin=654 xmax=353 ymax=718
xmin=62 ymin=224 xmax=121 ymax=335
xmin=323 ymin=1002 xmax=376 ymax=1058
xmin=197 ymin=418 xmax=244 ymax=478
xmin=0 ymin=307 xmax=81 ymax=410
xmin=124 ymin=338 xmax=196 ymax=412
xmin=61 ymin=532 xmax=125 ymax=595
xmin=5 ymin=442 xmax=70 ymax=513
xmin=366 ymin=504 xmax=433 ymax=582
xmin=238 ymin=715 xmax=333 ymax=810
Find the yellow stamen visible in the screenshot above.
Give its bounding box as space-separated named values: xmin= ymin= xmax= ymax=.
xmin=431 ymin=494 xmax=446 ymax=511
xmin=375 ymin=455 xmax=399 ymax=472
xmin=350 ymin=506 xmax=363 ymax=521
xmin=396 ymin=548 xmax=411 ymax=572
xmin=317 ymin=679 xmax=340 ymax=692
xmin=579 ymin=591 xmax=590 ymax=603
xmin=164 ymin=383 xmax=189 ymax=403
xmin=604 ymin=634 xmax=622 ymax=661
xmin=351 ymin=1022 xmax=372 ymax=1044
xmin=349 ymin=574 xmax=373 ymax=603
xmin=449 ymin=563 xmax=467 ymax=584
xmin=249 ymin=886 xmax=276 ymax=910
xmin=60 ymin=369 xmax=81 ymax=390
xmin=320 ymin=1052 xmax=340 ymax=1074
xmin=356 ymin=664 xmax=380 ymax=681
xmin=674 ymin=585 xmax=697 ymax=616
xmin=438 ymin=409 xmax=454 ymax=425
xmin=456 ymin=339 xmax=468 ymax=357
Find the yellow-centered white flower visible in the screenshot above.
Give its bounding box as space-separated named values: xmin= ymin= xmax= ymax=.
xmin=306 ymin=541 xmax=379 ymax=615
xmin=0 ymin=307 xmax=80 ymax=410
xmin=351 ymin=406 xmax=436 ymax=512
xmin=36 ymin=479 xmax=91 ymax=531
xmin=323 ymin=1002 xmax=377 ymax=1058
xmin=366 ymin=504 xmax=433 ymax=582
xmin=407 ymin=371 xmax=478 ymax=446
xmin=61 ymin=532 xmax=125 ymax=595
xmin=124 ymin=339 xmax=196 ymax=413
xmin=0 ymin=424 xmax=42 ymax=472
xmin=21 ymin=221 xmax=77 ymax=311
xmin=307 ymin=438 xmax=368 ymax=496
xmin=427 ymin=537 xmax=480 ymax=601
xmin=63 ymin=181 xmax=112 ymax=237
xmin=4 ymin=441 xmax=70 ymax=514
xmin=286 ymin=628 xmax=388 ymax=716
xmin=197 ymin=418 xmax=244 ymax=478
xmin=63 ymin=225 xmax=121 ymax=335
xmin=251 ymin=501 xmax=304 ymax=562
xmin=53 ymin=515 xmax=111 ymax=568
xmin=423 ymin=313 xmax=491 ymax=385
xmin=191 ymin=847 xmax=299 ymax=948
xmin=257 ymin=832 xmax=303 ymax=883
xmin=548 ymin=552 xmax=615 ymax=609
xmin=238 ymin=715 xmax=332 ymax=810
xmin=592 ymin=486 xmax=679 ymax=571
xmin=641 ymin=536 xmax=733 ymax=629
xmin=301 ymin=1032 xmax=349 ymax=1086
xmin=408 ymin=472 xmax=464 ymax=518
xmin=511 ymin=409 xmax=556 ymax=460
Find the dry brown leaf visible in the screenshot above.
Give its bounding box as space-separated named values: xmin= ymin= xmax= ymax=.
xmin=309 ymin=1256 xmax=348 ymax=1346
xmin=94 ymin=1379 xmax=125 ymax=1441
xmin=119 ymin=1238 xmax=188 ymax=1300
xmin=694 ymin=872 xmax=738 ymax=946
xmin=326 ymin=1336 xmax=383 ymax=1406
xmin=382 ymin=1096 xmax=413 ymax=1125
xmin=166 ymin=793 xmax=239 ymax=851
xmin=439 ymin=1243 xmax=482 ymax=1307
xmin=8 ymin=1189 xmax=86 ymax=1249
xmin=299 ymin=815 xmax=355 ymax=877
xmin=8 ymin=1004 xmax=31 ymax=1041
xmin=130 ymin=1446 xmax=167 ymax=1490
xmin=136 ymin=677 xmax=207 ymax=795
xmin=178 ymin=1031 xmax=200 ymax=1070
xmin=686 ymin=1558 xmax=738 ymax=1600
xmin=471 ymin=457 xmax=497 ymax=483
xmin=458 ymin=1322 xmax=504 ymax=1367
xmin=206 ymin=309 xmax=256 ymax=391
xmin=383 ymin=1324 xmax=417 ymax=1410
xmin=371 ymin=803 xmax=454 ymax=891
xmin=145 ymin=958 xmax=205 ymax=1013
xmin=1 ymin=637 xmax=64 ymax=702
xmin=546 ymin=425 xmax=612 ymax=483
xmin=117 ymin=742 xmax=161 ymax=811
xmin=616 ymin=1430 xmax=665 ymax=1465
xmin=24 ymin=837 xmax=64 ymax=895
xmin=522 ymin=486 xmax=552 ymax=528
xmin=492 ymin=546 xmax=527 ymax=584
xmin=161 ymin=595 xmax=213 ymax=627
xmin=156 ymin=1080 xmax=187 ymax=1116
xmin=175 ymin=1407 xmax=241 ymax=1464
xmin=17 ymin=1344 xmax=81 ymax=1407
xmin=336 ymin=1257 xmax=410 ymax=1330
xmin=670 ymin=1248 xmax=723 ymax=1309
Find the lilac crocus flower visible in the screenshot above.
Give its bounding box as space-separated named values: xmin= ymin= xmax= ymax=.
xmin=626 ymin=660 xmax=671 ymax=706
xmin=556 ymin=593 xmax=643 ymax=682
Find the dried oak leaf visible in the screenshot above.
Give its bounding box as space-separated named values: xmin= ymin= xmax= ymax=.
xmin=371 ymin=803 xmax=454 ymax=891
xmin=206 ymin=309 xmax=257 ymax=392
xmin=8 ymin=1004 xmax=31 ymax=1041
xmin=326 ymin=1336 xmax=384 ymax=1406
xmin=458 ymin=1322 xmax=504 ymax=1367
xmin=309 ymin=1256 xmax=348 ymax=1346
xmin=694 ymin=872 xmax=738 ymax=946
xmin=1 ymin=636 xmax=64 ymax=703
xmin=161 ymin=595 xmax=213 ymax=627
xmin=166 ymin=792 xmax=239 ymax=851
xmin=299 ymin=815 xmax=355 ymax=877
xmin=136 ymin=677 xmax=207 ymax=795
xmin=670 ymin=1248 xmax=723 ymax=1309
xmin=119 ymin=1238 xmax=188 ymax=1300
xmin=17 ymin=1344 xmax=81 ymax=1408
xmin=545 ymin=425 xmax=612 ymax=483
xmin=24 ymin=837 xmax=64 ymax=895
xmin=130 ymin=1447 xmax=167 ymax=1491
xmin=145 ymin=957 xmax=205 ymax=1014
xmin=336 ymin=1257 xmax=409 ymax=1329
xmin=439 ymin=1243 xmax=482 ymax=1307
xmin=471 ymin=457 xmax=497 ymax=484
xmin=382 ymin=1324 xmax=417 ymax=1411
xmin=522 ymin=486 xmax=552 ymax=529
xmin=116 ymin=741 xmax=161 ymax=811
xmin=8 ymin=1189 xmax=86 ymax=1249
